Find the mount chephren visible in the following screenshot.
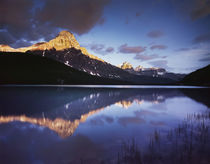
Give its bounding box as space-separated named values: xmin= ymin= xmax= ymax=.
xmin=0 ymin=31 xmax=186 ymax=84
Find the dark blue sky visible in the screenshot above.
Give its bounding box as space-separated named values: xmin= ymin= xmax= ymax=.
xmin=0 ymin=0 xmax=210 ymax=73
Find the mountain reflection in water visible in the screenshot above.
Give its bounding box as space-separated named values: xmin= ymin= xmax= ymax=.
xmin=0 ymin=87 xmax=209 ymax=138
xmin=0 ymin=107 xmax=104 ymax=138
xmin=0 ymin=86 xmax=209 ymax=163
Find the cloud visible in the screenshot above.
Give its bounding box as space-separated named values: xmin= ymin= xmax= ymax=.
xmin=134 ymin=110 xmax=158 ymax=117
xmin=149 ymin=60 xmax=169 ymax=69
xmin=0 ymin=0 xmax=33 ymax=31
xmin=89 ymin=118 xmax=104 ymax=126
xmin=136 ymin=12 xmax=141 ymax=17
xmin=150 ymin=45 xmax=168 ymax=50
xmin=105 ymin=47 xmax=114 ymax=53
xmin=0 ymin=0 xmax=110 ymax=47
xmin=150 ymin=121 xmax=166 ymax=126
xmin=0 ymin=0 xmax=60 ymax=46
xmin=199 ymin=53 xmax=210 ymax=62
xmin=11 ymin=39 xmax=32 ymax=48
xmin=89 ymin=43 xmax=114 ymax=55
xmin=98 ymin=17 xmax=106 ymax=25
xmin=100 ymin=115 xmax=114 ymax=124
xmin=191 ymin=0 xmax=210 ymax=20
xmin=193 ymin=33 xmax=210 ymax=44
xmin=168 ymin=44 xmax=210 ymax=73
xmin=175 ymin=48 xmax=191 ymax=51
xmin=0 ymin=0 xmax=34 ymax=45
xmin=147 ymin=30 xmax=164 ymax=38
xmin=134 ymin=53 xmax=159 ymax=61
xmin=172 ymin=0 xmax=210 ymax=20
xmin=199 ymin=56 xmax=210 ymax=62
xmin=36 ymin=0 xmax=110 ymax=35
xmin=89 ymin=115 xmax=113 ymax=125
xmin=119 ymin=44 xmax=146 ymax=54
xmin=0 ymin=30 xmax=16 ymax=45
xmin=118 ymin=116 xmax=145 ymax=127
xmin=90 ymin=44 xmax=105 ymax=51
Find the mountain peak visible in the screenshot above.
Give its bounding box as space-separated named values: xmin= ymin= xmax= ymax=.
xmin=49 ymin=30 xmax=80 ymax=50
xmin=0 ymin=30 xmax=104 ymax=62
xmin=0 ymin=44 xmax=15 ymax=52
xmin=58 ymin=30 xmax=73 ymax=37
xmin=121 ymin=62 xmax=133 ymax=70
xmin=135 ymin=65 xmax=143 ymax=71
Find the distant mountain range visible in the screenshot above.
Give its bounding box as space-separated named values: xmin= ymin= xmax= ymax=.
xmin=0 ymin=30 xmax=208 ymax=85
xmin=119 ymin=62 xmax=186 ymax=81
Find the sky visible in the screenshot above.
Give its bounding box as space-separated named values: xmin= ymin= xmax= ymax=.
xmin=0 ymin=0 xmax=210 ymax=73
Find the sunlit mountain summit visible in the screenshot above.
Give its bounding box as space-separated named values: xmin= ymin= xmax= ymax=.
xmin=0 ymin=31 xmax=103 ymax=62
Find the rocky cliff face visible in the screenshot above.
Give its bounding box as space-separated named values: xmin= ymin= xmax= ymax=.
xmin=0 ymin=45 xmax=16 ymax=52
xmin=0 ymin=31 xmax=103 ymax=62
xmin=135 ymin=65 xmax=143 ymax=71
xmin=17 ymin=31 xmax=80 ymax=52
xmin=121 ymin=62 xmax=134 ymax=70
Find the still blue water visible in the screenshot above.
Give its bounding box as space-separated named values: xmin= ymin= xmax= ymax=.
xmin=0 ymin=86 xmax=209 ymax=163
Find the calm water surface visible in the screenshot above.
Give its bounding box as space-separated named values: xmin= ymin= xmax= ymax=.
xmin=0 ymin=86 xmax=209 ymax=163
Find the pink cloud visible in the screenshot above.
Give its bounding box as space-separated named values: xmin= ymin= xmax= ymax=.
xmin=147 ymin=30 xmax=164 ymax=38
xmin=150 ymin=45 xmax=168 ymax=50
xmin=119 ymin=44 xmax=146 ymax=54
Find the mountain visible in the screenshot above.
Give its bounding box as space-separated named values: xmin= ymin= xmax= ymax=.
xmin=0 ymin=31 xmax=103 ymax=62
xmin=121 ymin=62 xmax=134 ymax=70
xmin=0 ymin=45 xmax=16 ymax=52
xmin=180 ymin=65 xmax=210 ymax=86
xmin=0 ymin=31 xmax=176 ymax=84
xmin=0 ymin=52 xmax=126 ymax=85
xmin=120 ymin=62 xmax=186 ymax=81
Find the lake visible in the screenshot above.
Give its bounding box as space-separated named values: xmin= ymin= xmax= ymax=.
xmin=0 ymin=85 xmax=210 ymax=164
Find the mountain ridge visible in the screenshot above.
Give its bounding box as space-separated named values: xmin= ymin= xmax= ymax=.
xmin=180 ymin=64 xmax=210 ymax=86
xmin=119 ymin=62 xmax=186 ymax=81
xmin=0 ymin=31 xmax=104 ymax=62
xmin=0 ymin=52 xmax=127 ymax=85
